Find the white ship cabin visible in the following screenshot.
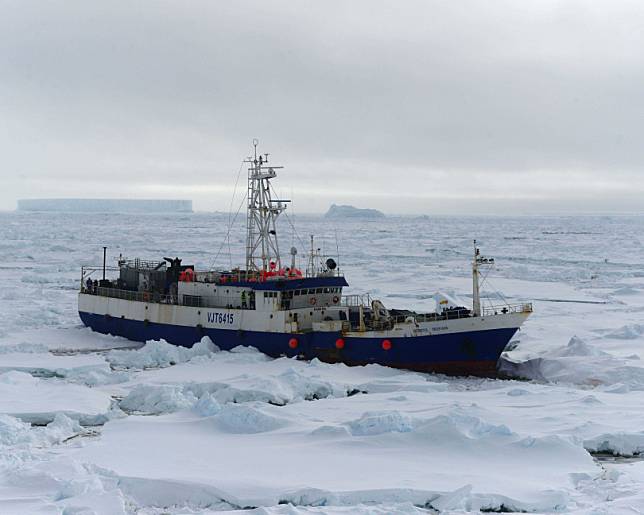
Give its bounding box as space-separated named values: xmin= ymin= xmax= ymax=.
xmin=83 ymin=257 xmax=357 ymax=332
xmin=177 ymin=271 xmax=348 ymax=313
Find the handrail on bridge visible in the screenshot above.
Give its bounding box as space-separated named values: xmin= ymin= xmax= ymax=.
xmin=481 ymin=303 xmax=533 ymax=317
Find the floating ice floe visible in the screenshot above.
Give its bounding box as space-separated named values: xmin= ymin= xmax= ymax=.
xmin=346 ymin=410 xmax=412 ymax=436
xmin=0 ymin=413 xmax=85 ymax=475
xmin=0 ymin=326 xmax=140 ymax=353
xmin=106 ymin=336 xmax=219 ymax=370
xmin=213 ymin=404 xmax=289 ymax=434
xmin=584 ymin=432 xmax=644 ymax=457
xmin=602 ymin=323 xmax=644 ymax=340
xmin=0 ymin=370 xmax=112 ymax=424
xmin=119 ymin=383 xmax=199 ymax=415
xmin=500 ymin=335 xmax=644 ymax=389
xmin=0 ymin=350 xmax=111 ymax=378
xmin=110 ymin=351 xmax=445 ymax=417
xmin=116 ymin=366 xmax=341 ymax=415
xmin=70 ymin=402 xmax=597 ymax=513
xmin=0 ymin=341 xmax=125 ymax=387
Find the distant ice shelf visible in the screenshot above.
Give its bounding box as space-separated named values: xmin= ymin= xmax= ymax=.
xmin=324 ymin=203 xmax=385 ymax=219
xmin=17 ymin=198 xmax=193 ymax=213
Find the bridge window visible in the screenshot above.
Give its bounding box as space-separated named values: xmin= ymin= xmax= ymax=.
xmin=316 ymin=288 xmax=323 ymax=294
xmin=308 ymin=289 xmax=315 ymax=294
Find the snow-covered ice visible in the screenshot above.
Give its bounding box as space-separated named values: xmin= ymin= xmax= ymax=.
xmin=0 ymin=370 xmax=112 ymax=424
xmin=1 ymin=211 xmax=644 ymax=513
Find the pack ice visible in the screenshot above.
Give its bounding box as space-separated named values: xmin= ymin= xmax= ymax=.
xmin=1 ymin=211 xmax=644 ymax=513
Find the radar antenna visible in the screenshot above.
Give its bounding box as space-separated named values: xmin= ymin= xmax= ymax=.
xmin=245 ymin=139 xmax=289 ymax=274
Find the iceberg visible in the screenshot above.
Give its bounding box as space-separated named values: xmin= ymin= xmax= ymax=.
xmin=324 ymin=204 xmax=385 ymax=218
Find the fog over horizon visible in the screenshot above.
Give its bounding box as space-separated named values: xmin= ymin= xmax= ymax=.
xmin=2 ymin=0 xmax=644 ymax=215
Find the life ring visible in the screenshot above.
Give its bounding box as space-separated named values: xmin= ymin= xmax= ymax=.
xmin=332 ymin=295 xmax=340 ymax=304
xmin=143 ymin=292 xmax=150 ymax=302
xmin=309 ymin=297 xmax=317 ymax=306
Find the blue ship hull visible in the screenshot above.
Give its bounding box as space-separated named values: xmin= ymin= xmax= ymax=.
xmin=79 ymin=311 xmax=519 ymax=376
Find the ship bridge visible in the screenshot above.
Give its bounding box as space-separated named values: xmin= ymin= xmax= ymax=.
xmin=176 ymin=272 xmax=348 ymax=311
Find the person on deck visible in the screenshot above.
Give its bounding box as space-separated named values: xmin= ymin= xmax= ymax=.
xmin=241 ymin=290 xmax=247 ymax=309
xmin=86 ymin=278 xmax=92 ymax=293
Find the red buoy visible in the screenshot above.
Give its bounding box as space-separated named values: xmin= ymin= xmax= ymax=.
xmin=335 ymin=338 xmax=345 ymax=349
xmin=382 ymin=339 xmax=392 ymax=351
xmin=288 ymin=338 xmax=298 ymax=349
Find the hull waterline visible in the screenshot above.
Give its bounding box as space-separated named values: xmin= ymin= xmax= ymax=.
xmin=79 ymin=310 xmax=520 ymax=377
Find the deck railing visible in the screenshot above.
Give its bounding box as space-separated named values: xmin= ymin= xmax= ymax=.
xmin=91 ymin=287 xmax=178 ymax=305
xmin=81 ymin=285 xmax=258 ymax=310
xmin=402 ymin=303 xmax=531 ymax=324
xmin=481 ymin=303 xmax=533 ymax=317
xmin=364 ymin=302 xmax=533 ymax=328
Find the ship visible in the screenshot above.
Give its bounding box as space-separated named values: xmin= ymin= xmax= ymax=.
xmin=78 ymin=141 xmax=532 ymax=377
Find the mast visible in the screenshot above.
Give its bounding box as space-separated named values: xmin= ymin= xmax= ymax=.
xmin=245 ymin=139 xmax=288 ymax=274
xmin=472 ymin=240 xmax=481 ymax=317
xmin=472 ymin=240 xmax=495 ymax=317
xmin=307 ymin=234 xmax=323 ymax=277
xmin=307 ymin=234 xmax=315 ymax=277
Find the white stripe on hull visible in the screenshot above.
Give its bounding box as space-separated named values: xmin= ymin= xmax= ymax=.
xmin=78 ymin=293 xmax=527 ymax=338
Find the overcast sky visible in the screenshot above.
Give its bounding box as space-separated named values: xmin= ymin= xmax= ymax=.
xmin=1 ymin=0 xmax=643 ymax=214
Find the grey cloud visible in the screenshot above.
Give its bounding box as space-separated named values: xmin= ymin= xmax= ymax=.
xmin=0 ymin=0 xmax=643 ymax=212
